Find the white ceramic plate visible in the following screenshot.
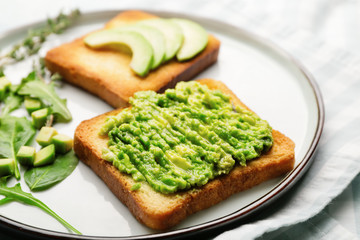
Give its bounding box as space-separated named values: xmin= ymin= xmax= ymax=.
xmin=0 ymin=10 xmax=324 ymax=239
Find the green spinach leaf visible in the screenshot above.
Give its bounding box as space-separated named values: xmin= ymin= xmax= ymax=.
xmin=25 ymin=150 xmax=78 ymax=191
xmin=18 ymin=80 xmax=72 ymax=122
xmin=0 ymin=177 xmax=81 ymax=234
xmin=0 ymin=116 xmax=35 ymax=179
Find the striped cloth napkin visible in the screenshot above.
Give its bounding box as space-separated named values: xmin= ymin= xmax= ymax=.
xmin=1 ymin=0 xmax=359 ymax=239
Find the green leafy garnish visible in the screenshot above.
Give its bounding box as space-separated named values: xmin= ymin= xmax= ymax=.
xmin=18 ymin=79 xmax=72 ymax=122
xmin=0 ymin=10 xmax=81 ymax=234
xmin=1 ymin=92 xmax=23 ymax=116
xmin=0 ymin=9 xmax=80 ymax=67
xmin=0 ymin=116 xmax=35 ymax=179
xmin=25 ymin=150 xmax=78 ymax=191
xmin=0 ymin=79 xmax=24 ymax=116
xmin=0 ymin=70 xmax=39 ymax=116
xmin=0 ymin=177 xmax=81 ymax=234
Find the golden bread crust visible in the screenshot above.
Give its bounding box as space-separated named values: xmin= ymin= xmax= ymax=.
xmin=73 ymin=79 xmax=295 ymax=230
xmin=45 ymin=11 xmax=221 ymax=108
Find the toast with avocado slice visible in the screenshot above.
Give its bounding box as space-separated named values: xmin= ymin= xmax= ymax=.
xmin=73 ymin=79 xmax=295 ymax=230
xmin=45 ymin=10 xmax=220 ymax=108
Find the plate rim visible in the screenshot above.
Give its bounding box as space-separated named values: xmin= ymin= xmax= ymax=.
xmin=0 ymin=9 xmax=325 ymax=240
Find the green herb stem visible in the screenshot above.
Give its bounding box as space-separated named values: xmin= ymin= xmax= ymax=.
xmin=0 ymin=9 xmax=80 ymax=67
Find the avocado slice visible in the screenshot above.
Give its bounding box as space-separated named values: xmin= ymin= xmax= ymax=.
xmin=138 ymin=18 xmax=183 ymax=61
xmin=112 ymin=25 xmax=166 ymax=70
xmin=34 ymin=144 xmax=56 ymax=167
xmin=16 ymin=146 xmax=36 ymax=166
xmin=52 ymin=134 xmax=73 ymax=154
xmin=36 ymin=127 xmax=58 ymax=147
xmin=0 ymin=158 xmax=15 ymax=177
xmin=171 ymin=18 xmax=208 ymax=61
xmin=84 ymin=30 xmax=154 ymax=77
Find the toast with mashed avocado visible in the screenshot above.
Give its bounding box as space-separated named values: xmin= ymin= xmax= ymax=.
xmin=45 ymin=10 xmax=220 ymax=108
xmin=74 ymin=79 xmax=295 ymax=230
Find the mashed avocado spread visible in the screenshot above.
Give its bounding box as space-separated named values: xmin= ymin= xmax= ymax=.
xmin=100 ymin=82 xmax=273 ymax=194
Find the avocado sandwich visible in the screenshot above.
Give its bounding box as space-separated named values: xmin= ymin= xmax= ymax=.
xmin=74 ymin=79 xmax=295 ymax=230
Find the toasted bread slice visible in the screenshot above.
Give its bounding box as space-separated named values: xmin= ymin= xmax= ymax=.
xmin=74 ymin=79 xmax=295 ymax=230
xmin=45 ymin=10 xmax=220 ymax=108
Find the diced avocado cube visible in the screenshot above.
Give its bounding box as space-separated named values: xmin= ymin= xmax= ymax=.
xmin=0 ymin=76 xmax=11 ymax=101
xmin=34 ymin=144 xmax=55 ymax=167
xmin=16 ymin=146 xmax=36 ymax=166
xmin=0 ymin=158 xmax=15 ymax=177
xmin=24 ymin=97 xmax=42 ymax=114
xmin=36 ymin=127 xmax=58 ymax=147
xmin=52 ymin=134 xmax=73 ymax=154
xmin=31 ymin=108 xmax=49 ymax=129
